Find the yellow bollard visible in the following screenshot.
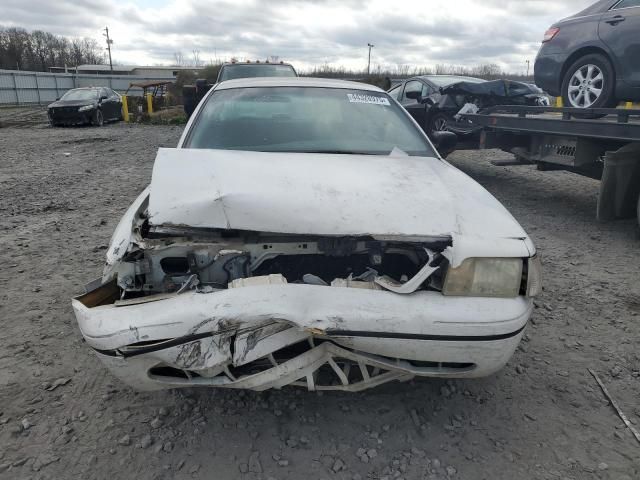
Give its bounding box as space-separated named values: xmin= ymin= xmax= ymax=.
xmin=555 ymin=97 xmax=563 ymax=108
xmin=146 ymin=93 xmax=153 ymax=114
xmin=121 ymin=95 xmax=130 ymax=123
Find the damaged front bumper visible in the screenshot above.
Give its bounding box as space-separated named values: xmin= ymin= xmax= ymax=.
xmin=72 ymin=282 xmax=532 ymax=391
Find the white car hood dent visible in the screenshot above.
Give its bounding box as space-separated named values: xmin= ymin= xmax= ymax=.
xmin=148 ymin=149 xmax=528 ymax=247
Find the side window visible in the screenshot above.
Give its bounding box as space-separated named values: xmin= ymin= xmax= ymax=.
xmin=401 ymin=80 xmax=423 ymax=103
xmin=613 ymin=0 xmax=640 ymax=8
xmin=421 ymin=83 xmax=434 ymax=97
xmin=388 ymin=85 xmax=402 ymax=100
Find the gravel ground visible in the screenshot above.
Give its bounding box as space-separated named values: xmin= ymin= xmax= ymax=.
xmin=0 ymin=123 xmax=639 ymax=480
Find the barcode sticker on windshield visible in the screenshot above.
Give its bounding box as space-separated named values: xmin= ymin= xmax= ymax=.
xmin=347 ymin=93 xmax=390 ymax=106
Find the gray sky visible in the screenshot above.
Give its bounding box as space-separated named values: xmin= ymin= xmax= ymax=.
xmin=2 ymin=0 xmax=595 ymax=72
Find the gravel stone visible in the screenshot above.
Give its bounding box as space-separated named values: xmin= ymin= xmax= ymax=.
xmin=332 ymin=458 xmax=345 ymax=473
xmin=139 ymin=434 xmax=153 ymax=449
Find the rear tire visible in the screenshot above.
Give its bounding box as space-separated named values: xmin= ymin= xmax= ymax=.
xmin=92 ymin=109 xmax=104 ymax=127
xmin=561 ymin=53 xmax=616 ymax=115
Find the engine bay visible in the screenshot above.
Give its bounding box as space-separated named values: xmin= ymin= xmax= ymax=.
xmin=108 ymin=225 xmax=452 ymax=299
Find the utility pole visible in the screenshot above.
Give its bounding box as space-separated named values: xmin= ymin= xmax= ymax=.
xmin=103 ymin=27 xmax=114 ymax=72
xmin=525 ymin=60 xmax=530 ymax=77
xmin=367 ymin=43 xmax=374 ymax=75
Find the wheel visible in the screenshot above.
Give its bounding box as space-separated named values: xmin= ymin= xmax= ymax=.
xmin=92 ymin=109 xmax=104 ymax=127
xmin=430 ymin=112 xmax=450 ymax=136
xmin=561 ymin=53 xmax=616 ymax=110
xmin=47 ymin=112 xmax=56 ymax=127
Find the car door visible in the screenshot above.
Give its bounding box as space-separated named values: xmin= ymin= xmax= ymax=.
xmin=598 ymin=0 xmax=640 ymax=87
xmin=98 ymin=88 xmax=112 ymax=118
xmin=109 ymin=89 xmax=122 ymax=119
xmin=400 ymin=80 xmax=431 ymax=128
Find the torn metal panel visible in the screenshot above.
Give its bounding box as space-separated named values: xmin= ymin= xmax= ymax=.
xmin=233 ymin=322 xmax=308 ymax=366
xmin=374 ymin=249 xmax=439 ymax=293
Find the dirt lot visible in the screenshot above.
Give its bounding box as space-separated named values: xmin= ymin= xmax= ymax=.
xmin=1 ymin=122 xmax=639 ymax=480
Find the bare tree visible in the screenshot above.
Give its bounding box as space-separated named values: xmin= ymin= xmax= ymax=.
xmin=0 ymin=26 xmax=104 ymax=71
xmin=191 ymin=49 xmax=202 ymax=67
xmin=173 ymin=51 xmax=185 ymax=66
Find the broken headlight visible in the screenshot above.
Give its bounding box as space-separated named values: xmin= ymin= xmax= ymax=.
xmin=442 ymin=258 xmax=523 ymax=298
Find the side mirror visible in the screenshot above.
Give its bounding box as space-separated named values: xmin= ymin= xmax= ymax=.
xmin=405 ymin=90 xmax=421 ymax=100
xmin=431 ymin=131 xmax=457 ymax=158
xmin=420 ymin=96 xmax=435 ymax=106
xmin=100 ymin=95 xmax=108 ymax=101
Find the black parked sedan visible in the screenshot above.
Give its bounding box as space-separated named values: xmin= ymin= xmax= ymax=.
xmin=389 ymin=75 xmax=548 ymax=138
xmin=48 ymin=87 xmax=123 ymax=127
xmin=535 ymin=0 xmax=640 ymax=108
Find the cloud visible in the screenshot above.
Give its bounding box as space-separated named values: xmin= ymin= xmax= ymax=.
xmin=2 ymin=0 xmax=596 ymax=72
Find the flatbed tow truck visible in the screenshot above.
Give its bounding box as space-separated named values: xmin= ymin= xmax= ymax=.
xmin=463 ymin=106 xmax=640 ymax=226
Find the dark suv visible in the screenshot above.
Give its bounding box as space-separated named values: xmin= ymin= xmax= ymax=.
xmin=534 ymin=0 xmax=640 ymax=109
xmin=216 ymin=61 xmax=297 ymax=82
xmin=183 ymin=62 xmax=297 ymax=117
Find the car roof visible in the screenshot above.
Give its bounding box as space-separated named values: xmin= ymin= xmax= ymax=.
xmin=417 ymin=75 xmax=485 ymax=83
xmin=222 ymin=62 xmax=294 ymax=67
xmin=215 ymin=77 xmax=384 ymax=92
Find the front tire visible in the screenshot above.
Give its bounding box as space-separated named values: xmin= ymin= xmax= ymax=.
xmin=561 ymin=53 xmax=616 ymax=110
xmin=429 ymin=112 xmax=450 ymax=136
xmin=92 ymin=109 xmax=104 ymax=127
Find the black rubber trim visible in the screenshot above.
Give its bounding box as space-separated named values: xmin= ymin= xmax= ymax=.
xmin=92 ymin=324 xmax=526 ymax=358
xmin=93 ymin=331 xmax=215 ymax=358
xmin=324 ymin=324 xmax=526 ymax=342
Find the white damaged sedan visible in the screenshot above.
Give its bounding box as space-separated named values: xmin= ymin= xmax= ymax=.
xmin=72 ymin=78 xmax=541 ymax=392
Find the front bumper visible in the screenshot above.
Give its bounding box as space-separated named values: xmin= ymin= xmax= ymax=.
xmin=49 ymin=108 xmax=93 ymax=125
xmin=72 ymin=283 xmax=532 ymax=391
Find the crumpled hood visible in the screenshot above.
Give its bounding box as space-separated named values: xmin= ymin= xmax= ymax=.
xmin=147 ymin=148 xmax=527 ymax=241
